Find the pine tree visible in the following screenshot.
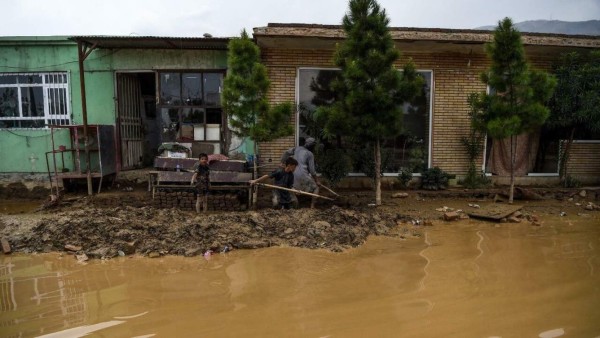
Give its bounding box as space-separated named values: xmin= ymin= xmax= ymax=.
xmin=548 ymin=51 xmax=600 ymax=185
xmin=222 ymin=30 xmax=293 ymax=206
xmin=470 ymin=18 xmax=556 ymax=203
xmin=318 ymin=0 xmax=423 ymax=205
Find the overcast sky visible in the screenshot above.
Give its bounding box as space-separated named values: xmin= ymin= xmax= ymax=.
xmin=1 ymin=0 xmax=598 ymax=37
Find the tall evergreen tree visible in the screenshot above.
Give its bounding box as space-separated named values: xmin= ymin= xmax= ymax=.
xmin=470 ymin=18 xmax=556 ymax=203
xmin=318 ymin=0 xmax=422 ymax=205
xmin=548 ymin=51 xmax=600 ymax=185
xmin=222 ymin=30 xmax=293 ymax=206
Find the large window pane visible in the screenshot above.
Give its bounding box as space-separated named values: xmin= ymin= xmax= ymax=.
xmin=203 ymin=73 xmax=222 ymax=107
xmin=48 ymin=88 xmax=67 ymax=115
xmin=0 ymin=87 xmax=19 ymax=117
xmin=21 ymin=87 xmax=45 ymax=117
xmin=0 ymin=75 xmax=17 ymax=85
xmin=160 ymin=73 xmax=181 ymax=105
xmin=298 ymin=69 xmax=340 ymax=140
xmin=382 ymin=71 xmax=431 ymax=173
xmin=297 ymin=68 xmax=432 ymax=174
xmin=18 ymin=74 xmax=43 ymax=84
xmin=182 ymin=73 xmax=202 ymax=105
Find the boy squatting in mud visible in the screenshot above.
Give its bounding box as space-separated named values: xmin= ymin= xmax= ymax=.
xmin=249 ymin=157 xmax=299 ymax=209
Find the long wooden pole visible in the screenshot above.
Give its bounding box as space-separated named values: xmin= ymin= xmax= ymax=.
xmin=256 ymin=183 xmax=334 ymax=201
xmin=317 ymin=182 xmax=340 ymax=197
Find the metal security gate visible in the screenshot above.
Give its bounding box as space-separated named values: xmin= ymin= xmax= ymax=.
xmin=117 ymin=73 xmax=144 ymax=169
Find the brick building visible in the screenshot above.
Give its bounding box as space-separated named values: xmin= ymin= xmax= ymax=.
xmin=253 ymin=24 xmax=600 ymax=186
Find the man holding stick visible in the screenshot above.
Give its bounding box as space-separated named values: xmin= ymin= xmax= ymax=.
xmin=280 ymin=137 xmax=319 ymax=208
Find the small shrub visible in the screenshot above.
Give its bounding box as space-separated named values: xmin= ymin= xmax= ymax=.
xmin=459 ymin=163 xmax=491 ymax=189
xmin=564 ymin=175 xmax=581 ymax=188
xmin=316 ymin=148 xmax=352 ymax=188
xmin=420 ymin=167 xmax=453 ymax=190
xmin=397 ymin=168 xmax=413 ymax=189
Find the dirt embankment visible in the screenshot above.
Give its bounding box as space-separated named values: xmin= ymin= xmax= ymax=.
xmin=1 ymin=183 xmax=598 ymax=260
xmin=0 ymin=204 xmax=419 ymax=259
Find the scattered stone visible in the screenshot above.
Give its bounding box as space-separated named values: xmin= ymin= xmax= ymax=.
xmin=568 ymin=198 xmax=574 ymax=202
xmin=443 ymin=211 xmax=460 ymax=221
xmin=585 ymin=202 xmax=599 ymax=211
xmin=436 ymin=206 xmax=453 ymax=212
xmin=494 ymin=194 xmax=507 ymax=203
xmin=468 ymin=203 xmax=481 ymax=208
xmin=148 ymin=251 xmax=160 ymax=258
xmin=64 ymin=244 xmax=82 ymax=252
xmin=75 ymin=253 xmax=88 ymax=262
xmin=1 ymin=238 xmax=11 ymax=254
xmin=284 ymin=228 xmax=294 ymax=235
xmin=579 ymin=190 xmax=587 ymax=198
xmin=459 ymin=213 xmax=470 ymax=220
xmin=531 ymin=221 xmax=541 ymax=226
xmin=514 ymin=187 xmax=544 ymax=200
xmin=560 ymin=212 xmax=567 ymax=217
xmin=575 ymin=203 xmax=581 ymax=206
xmin=392 ymin=192 xmax=409 ymax=198
xmin=122 ymin=241 xmax=137 ymax=255
xmin=511 ymin=211 xmax=522 ymax=218
xmin=423 ymin=220 xmax=434 ymax=226
xmin=577 ymin=213 xmax=590 ymax=217
xmin=507 ymin=216 xmax=521 ymax=223
xmin=185 ymin=248 xmax=202 ymax=257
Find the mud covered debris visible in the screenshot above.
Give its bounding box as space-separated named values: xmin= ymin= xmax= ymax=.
xmin=0 ymin=206 xmax=416 ymax=259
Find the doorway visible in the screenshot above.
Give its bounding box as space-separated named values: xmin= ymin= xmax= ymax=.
xmin=116 ymin=72 xmax=157 ymax=169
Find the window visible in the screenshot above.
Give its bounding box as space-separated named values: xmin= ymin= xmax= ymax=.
xmin=158 ymin=71 xmax=224 ymax=146
xmin=296 ymin=68 xmax=432 ymax=174
xmin=0 ymin=73 xmax=71 ymax=128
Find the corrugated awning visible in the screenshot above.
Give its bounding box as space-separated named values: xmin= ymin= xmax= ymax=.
xmin=70 ymin=35 xmax=231 ymax=50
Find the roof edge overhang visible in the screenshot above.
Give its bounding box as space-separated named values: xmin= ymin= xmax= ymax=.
xmin=70 ymin=35 xmax=232 ymax=50
xmin=253 ymin=23 xmax=600 ymax=50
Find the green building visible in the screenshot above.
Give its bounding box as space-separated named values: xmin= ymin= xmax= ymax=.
xmin=0 ymin=35 xmax=251 ymax=183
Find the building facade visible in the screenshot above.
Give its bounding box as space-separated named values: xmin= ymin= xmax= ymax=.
xmin=253 ymin=24 xmax=600 ymax=185
xmin=0 ymin=36 xmax=234 ymax=180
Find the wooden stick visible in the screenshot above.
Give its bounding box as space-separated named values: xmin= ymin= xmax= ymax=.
xmin=317 ymin=182 xmax=340 ymax=197
xmin=256 ymin=183 xmax=334 ymax=200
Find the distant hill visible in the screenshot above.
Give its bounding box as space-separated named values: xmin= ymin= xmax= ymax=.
xmin=476 ymin=20 xmax=600 ymax=36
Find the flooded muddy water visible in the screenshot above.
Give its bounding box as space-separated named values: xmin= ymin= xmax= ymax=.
xmin=1 ymin=217 xmax=599 ymax=337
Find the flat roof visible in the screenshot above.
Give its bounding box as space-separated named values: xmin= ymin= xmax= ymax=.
xmin=70 ymin=35 xmax=231 ymax=50
xmin=254 ymin=23 xmax=600 ymax=51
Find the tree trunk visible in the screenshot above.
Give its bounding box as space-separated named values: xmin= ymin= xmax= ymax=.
xmin=375 ymin=139 xmax=382 ymax=206
xmin=560 ymin=127 xmax=576 ymax=186
xmin=252 ymin=142 xmax=258 ymax=209
xmin=509 ymin=135 xmax=515 ymax=204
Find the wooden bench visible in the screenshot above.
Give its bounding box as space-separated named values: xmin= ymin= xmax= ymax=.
xmin=150 ymin=157 xmax=253 ymax=210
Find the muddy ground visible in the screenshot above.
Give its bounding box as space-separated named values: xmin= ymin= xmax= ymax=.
xmin=1 ymin=181 xmax=598 ymax=260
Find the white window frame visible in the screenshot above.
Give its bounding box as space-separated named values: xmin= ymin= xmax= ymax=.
xmin=0 ymin=72 xmax=71 ymax=129
xmin=295 ymin=67 xmax=433 ymax=176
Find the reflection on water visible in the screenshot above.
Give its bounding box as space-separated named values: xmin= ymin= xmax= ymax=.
xmin=1 ymin=217 xmax=599 ymax=338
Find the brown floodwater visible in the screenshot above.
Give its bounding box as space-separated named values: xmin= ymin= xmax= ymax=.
xmin=1 ymin=216 xmax=599 ymax=338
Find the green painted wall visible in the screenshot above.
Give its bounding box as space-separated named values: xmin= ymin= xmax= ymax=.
xmin=0 ymin=36 xmax=228 ymax=173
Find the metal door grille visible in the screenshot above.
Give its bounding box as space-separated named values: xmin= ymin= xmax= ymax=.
xmin=117 ymin=74 xmax=144 ymax=169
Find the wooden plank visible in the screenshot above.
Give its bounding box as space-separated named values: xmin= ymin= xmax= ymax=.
xmin=209 ymin=160 xmax=247 ymax=172
xmin=157 ymin=171 xmax=194 ymax=183
xmin=1 ymin=238 xmax=11 ymax=254
xmin=467 ymin=204 xmax=523 ymax=221
xmin=154 ymin=157 xmax=197 ymax=171
xmin=211 ymin=171 xmax=252 ymax=183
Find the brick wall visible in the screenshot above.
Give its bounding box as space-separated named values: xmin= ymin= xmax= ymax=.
xmin=566 ymin=142 xmax=600 ymax=183
xmin=258 ymin=46 xmax=597 ymax=183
